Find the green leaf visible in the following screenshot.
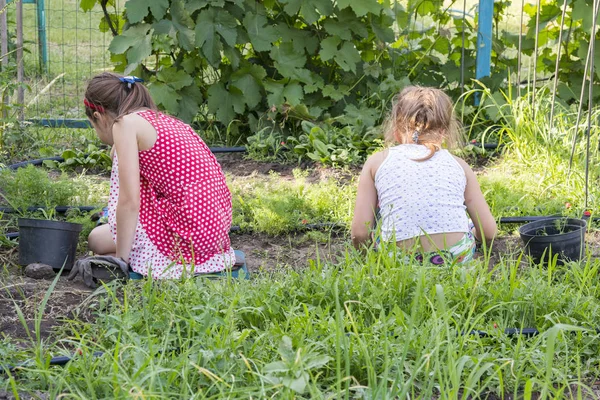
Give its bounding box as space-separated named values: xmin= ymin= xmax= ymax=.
xmin=338 ymin=104 xmax=378 ymax=126
xmin=364 ymin=62 xmax=381 ymax=78
xmin=283 ymin=82 xmax=303 ymax=106
xmin=371 ymin=12 xmax=395 ymax=43
xmin=230 ymin=64 xmax=266 ymax=108
xmin=244 ymin=13 xmax=277 ymax=52
xmin=280 ymin=0 xmax=333 ymax=24
xmin=99 ymin=13 xmax=124 ymax=34
xmin=319 ymin=36 xmax=341 ymax=62
xmin=231 ymin=74 xmax=262 ymax=108
xmin=172 ymin=0 xmax=193 ymax=26
xmin=275 ymin=25 xmax=319 ymax=54
xmin=80 ymin=0 xmax=97 ymax=12
xmin=108 ymin=24 xmax=151 ymax=54
xmin=270 ymin=42 xmax=307 ymax=77
xmin=126 ymin=30 xmax=153 ymax=69
xmin=172 ymin=0 xmax=196 ymax=51
xmin=231 ymin=64 xmax=267 ymax=109
xmin=207 ymin=82 xmax=245 ymax=123
xmin=322 ymin=84 xmax=349 ymax=101
xmin=156 ymin=69 xmax=194 ymax=90
xmin=177 ymin=26 xmax=196 ymax=52
xmin=264 ymin=80 xmax=304 ymax=107
xmin=338 ymin=42 xmax=361 ymax=72
xmin=195 ymin=8 xmax=238 ymax=66
xmin=412 ymin=0 xmax=435 ymax=16
xmin=149 ymin=81 xmax=181 ymax=112
xmin=125 ymin=0 xmax=149 ymax=23
xmin=223 ymin=46 xmax=242 ymax=69
xmin=153 ymin=20 xmax=174 ymax=35
xmin=337 ymin=0 xmax=382 ymax=17
xmin=323 ymin=9 xmax=368 ymax=40
xmin=312 ymin=139 xmax=329 ymax=156
xmin=433 ymin=36 xmax=450 ymax=54
xmin=186 ymin=0 xmax=211 ymax=14
xmin=320 ymin=36 xmax=360 ymax=72
xmin=149 ymin=0 xmax=169 ymax=19
xmin=304 ymin=72 xmax=324 ymax=93
xmin=214 ymin=9 xmax=238 ymax=46
xmin=177 ymin=84 xmax=204 ymax=123
xmin=572 ymin=0 xmax=600 ymax=31
xmin=195 ymin=12 xmax=222 ymax=66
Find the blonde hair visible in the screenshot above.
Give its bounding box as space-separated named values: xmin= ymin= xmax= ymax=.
xmin=383 ymin=86 xmax=461 ymax=161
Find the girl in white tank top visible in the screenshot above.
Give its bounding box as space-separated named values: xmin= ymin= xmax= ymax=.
xmin=351 ymin=86 xmax=497 ymax=265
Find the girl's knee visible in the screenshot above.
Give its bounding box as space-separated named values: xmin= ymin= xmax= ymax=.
xmin=88 ymin=225 xmax=115 ymax=255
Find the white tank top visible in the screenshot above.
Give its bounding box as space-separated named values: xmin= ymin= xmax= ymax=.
xmin=374 ymin=144 xmax=469 ymax=242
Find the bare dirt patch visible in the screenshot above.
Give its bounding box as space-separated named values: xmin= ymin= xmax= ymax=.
xmin=216 ymin=152 xmax=359 ymax=184
xmin=230 ymin=231 xmax=347 ymax=272
xmin=0 ymin=264 xmax=92 ymax=346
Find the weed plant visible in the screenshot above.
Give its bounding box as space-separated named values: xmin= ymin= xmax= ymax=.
xmin=2 ymin=240 xmax=600 ymax=398
xmin=464 ymin=85 xmax=600 ymax=220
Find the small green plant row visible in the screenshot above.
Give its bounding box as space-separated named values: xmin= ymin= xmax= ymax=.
xmin=41 ymin=144 xmax=112 ymax=172
xmin=246 ymin=120 xmax=384 ymax=166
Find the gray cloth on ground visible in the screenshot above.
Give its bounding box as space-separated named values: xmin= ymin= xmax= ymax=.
xmin=67 ymin=255 xmax=130 ymax=288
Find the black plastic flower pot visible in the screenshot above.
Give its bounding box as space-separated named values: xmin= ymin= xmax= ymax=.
xmin=18 ymin=218 xmax=83 ymax=271
xmin=518 ymin=217 xmax=586 ymax=265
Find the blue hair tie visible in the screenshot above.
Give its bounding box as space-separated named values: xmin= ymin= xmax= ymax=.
xmin=119 ymin=76 xmax=143 ymax=89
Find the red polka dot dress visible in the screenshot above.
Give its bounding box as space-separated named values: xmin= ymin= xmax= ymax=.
xmin=107 ymin=110 xmax=235 ymax=279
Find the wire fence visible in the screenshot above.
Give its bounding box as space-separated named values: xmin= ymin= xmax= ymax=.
xmin=4 ymin=0 xmax=120 ymax=124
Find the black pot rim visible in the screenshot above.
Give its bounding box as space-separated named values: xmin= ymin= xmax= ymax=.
xmin=518 ymin=217 xmax=586 ymax=238
xmin=18 ymin=218 xmax=83 ymax=232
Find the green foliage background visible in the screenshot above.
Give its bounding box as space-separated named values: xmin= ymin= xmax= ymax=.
xmin=78 ymin=0 xmax=600 ymax=142
xmin=78 ymin=0 xmax=483 ymax=135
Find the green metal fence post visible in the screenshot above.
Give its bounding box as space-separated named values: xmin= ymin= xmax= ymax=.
xmin=475 ymin=0 xmax=493 ymax=105
xmin=36 ymin=0 xmax=48 ymax=74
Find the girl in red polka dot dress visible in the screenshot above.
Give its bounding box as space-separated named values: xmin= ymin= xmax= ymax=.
xmin=85 ymin=72 xmax=235 ymax=279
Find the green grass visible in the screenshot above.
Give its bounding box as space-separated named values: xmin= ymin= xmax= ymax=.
xmin=2 ymin=242 xmax=600 ymax=398
xmin=230 ymin=169 xmax=354 ymax=234
xmin=4 ymin=87 xmax=600 ymax=397
xmin=470 ymin=85 xmax=600 ymax=221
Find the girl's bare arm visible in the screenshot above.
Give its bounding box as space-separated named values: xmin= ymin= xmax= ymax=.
xmin=454 ymin=156 xmax=497 ymax=243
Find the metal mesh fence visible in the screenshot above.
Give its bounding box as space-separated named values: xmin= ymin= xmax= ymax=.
xmin=11 ymin=0 xmax=120 ymax=123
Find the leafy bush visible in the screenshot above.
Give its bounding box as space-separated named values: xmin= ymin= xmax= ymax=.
xmin=42 ymin=144 xmax=112 ymax=172
xmin=246 ymin=120 xmax=383 ymax=166
xmin=286 ymin=121 xmax=383 ymax=166
xmin=246 ymin=127 xmax=287 ymax=162
xmin=78 ymin=0 xmax=600 ymax=147
xmin=80 ymin=0 xmax=496 ymax=136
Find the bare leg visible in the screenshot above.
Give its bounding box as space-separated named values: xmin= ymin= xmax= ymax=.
xmin=88 ymin=224 xmax=116 ymax=256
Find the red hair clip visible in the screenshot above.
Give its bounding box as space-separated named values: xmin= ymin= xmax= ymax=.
xmin=84 ymin=98 xmax=105 ymax=113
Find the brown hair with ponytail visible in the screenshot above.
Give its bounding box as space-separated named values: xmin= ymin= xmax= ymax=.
xmin=383 ymin=86 xmax=461 ymax=161
xmin=83 ymin=72 xmax=157 ymax=122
